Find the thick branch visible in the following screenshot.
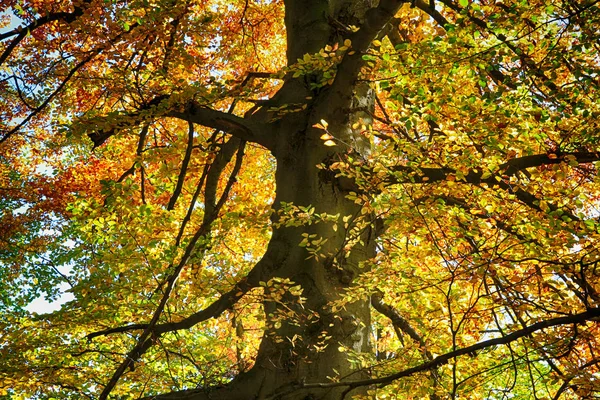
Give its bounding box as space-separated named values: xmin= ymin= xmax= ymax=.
xmin=328 ymin=0 xmax=408 ymax=103
xmin=383 ymin=151 xmax=600 ymax=220
xmin=371 ymin=290 xmax=433 ymax=359
xmin=413 ymin=0 xmax=450 ymax=28
xmin=87 ymin=237 xmax=289 ymax=340
xmin=155 ymin=244 xmax=287 ymax=333
xmin=388 ymin=152 xmax=600 ymax=185
xmin=87 ymin=68 xmax=274 ymax=149
xmin=292 ymin=308 xmax=600 ymax=392
xmin=202 ymin=138 xmax=243 ymax=220
xmin=502 ymin=152 xmax=600 ymax=176
xmin=87 ymin=99 xmax=272 ymax=149
xmin=86 ymin=95 xmax=168 ymax=148
xmin=138 ymin=368 xmax=271 ymax=400
xmin=169 ymin=102 xmax=272 ymax=149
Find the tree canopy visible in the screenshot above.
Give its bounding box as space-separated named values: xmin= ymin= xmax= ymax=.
xmin=1 ymin=0 xmax=600 ymax=399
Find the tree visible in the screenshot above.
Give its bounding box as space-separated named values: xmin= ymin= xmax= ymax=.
xmin=1 ymin=0 xmax=600 ymax=398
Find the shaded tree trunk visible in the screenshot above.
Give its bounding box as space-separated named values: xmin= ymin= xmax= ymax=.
xmin=149 ymin=1 xmax=393 ymax=399
xmin=247 ymin=3 xmax=378 ymax=398
xmin=208 ymin=2 xmax=375 ymax=399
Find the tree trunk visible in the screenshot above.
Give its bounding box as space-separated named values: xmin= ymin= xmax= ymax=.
xmin=247 ymin=113 xmax=375 ymax=400
xmin=146 ymin=1 xmax=387 ymax=399
xmin=239 ymin=3 xmax=378 ymax=398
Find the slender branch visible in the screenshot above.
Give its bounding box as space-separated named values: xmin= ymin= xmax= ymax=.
xmin=1 ymin=22 xmax=138 ymax=144
xmin=553 ymin=357 xmax=600 ymax=400
xmin=437 ymin=0 xmax=600 ymax=94
xmin=117 ymin=124 xmax=149 ymax=182
xmin=174 ymin=152 xmax=211 ymax=246
xmin=1 ymin=52 xmax=95 ymax=144
xmin=167 ymin=121 xmax=195 ymax=210
xmin=98 ymin=220 xmax=213 ymax=399
xmin=87 ymin=236 xmax=289 ymax=341
xmin=0 ymin=4 xmax=89 ymax=66
xmin=86 ymin=323 xmax=147 ymax=339
xmin=374 ymin=94 xmax=414 ymax=142
xmin=382 ymin=151 xmax=600 ymax=220
xmin=98 ymin=142 xmax=248 ymax=399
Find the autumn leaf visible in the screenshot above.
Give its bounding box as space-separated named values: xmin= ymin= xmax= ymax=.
xmin=1 ymin=1 xmax=600 ymax=400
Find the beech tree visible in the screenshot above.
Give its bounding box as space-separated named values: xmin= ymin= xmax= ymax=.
xmin=1 ymin=0 xmax=600 ymax=398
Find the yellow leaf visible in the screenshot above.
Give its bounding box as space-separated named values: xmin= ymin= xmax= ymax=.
xmin=323 ymin=140 xmax=336 ymax=146
xmin=320 ymin=133 xmax=334 ymax=140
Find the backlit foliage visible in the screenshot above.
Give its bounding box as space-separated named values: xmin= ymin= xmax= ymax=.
xmin=1 ymin=0 xmax=600 ymax=399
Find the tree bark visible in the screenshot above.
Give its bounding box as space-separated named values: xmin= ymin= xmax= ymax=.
xmin=119 ymin=1 xmax=405 ymax=399
xmin=162 ymin=1 xmax=385 ymax=399
xmin=245 ymin=117 xmax=376 ymax=400
xmin=244 ymin=3 xmax=381 ymax=398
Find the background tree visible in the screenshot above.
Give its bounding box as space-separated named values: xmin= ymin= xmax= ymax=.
xmin=1 ymin=0 xmax=600 ymax=399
